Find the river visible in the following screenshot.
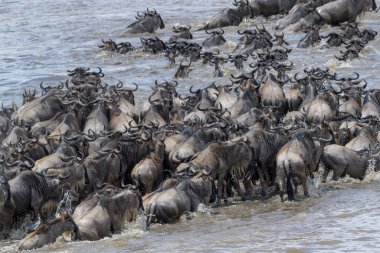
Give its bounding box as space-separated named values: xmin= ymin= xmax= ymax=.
xmin=0 ymin=0 xmax=380 ymax=252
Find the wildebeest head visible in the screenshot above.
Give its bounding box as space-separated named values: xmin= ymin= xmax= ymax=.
xmin=149 ymin=9 xmax=165 ymax=29
xmin=200 ymin=50 xmax=220 ymax=65
xmin=116 ymin=42 xmax=135 ymax=54
xmin=357 ymin=29 xmax=378 ymax=42
xmin=174 ymin=58 xmax=192 ymax=79
xmin=337 ymin=126 xmax=351 ymax=145
xmin=321 ymin=32 xmax=345 ymax=48
xmin=164 ymin=46 xmax=180 ymax=68
xmin=340 ymin=22 xmax=359 ymax=40
xmin=63 ymin=129 xmax=97 ymax=158
xmin=232 ymin=0 xmax=254 ymax=18
xmin=140 ymin=37 xmax=167 ymax=54
xmin=297 ymin=25 xmax=321 ymax=48
xmin=273 ymin=31 xmax=289 ymax=46
xmin=202 ymin=29 xmax=226 ymax=47
xmin=171 ymin=25 xmax=193 ymax=41
xmin=22 ymin=88 xmax=36 ymax=105
xmin=128 ymin=8 xmax=165 ymax=33
xmin=255 ymin=24 xmax=272 ymax=40
xmin=66 ymin=67 xmax=104 ymax=88
xmin=127 ymin=8 xmax=165 ymax=33
xmin=98 ymin=39 xmax=117 ymax=52
xmin=228 ymin=54 xmax=249 ymax=71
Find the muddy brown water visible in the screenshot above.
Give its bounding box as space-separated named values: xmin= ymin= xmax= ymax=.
xmin=1 ymin=0 xmax=380 ymax=252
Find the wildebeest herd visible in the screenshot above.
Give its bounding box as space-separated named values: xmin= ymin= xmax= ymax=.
xmin=0 ymin=0 xmax=379 ymax=250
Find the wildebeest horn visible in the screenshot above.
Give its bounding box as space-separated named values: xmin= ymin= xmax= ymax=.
xmin=197 ymin=104 xmax=208 ymax=112
xmin=319 ymin=135 xmax=333 ymax=143
xmin=141 ymin=130 xmax=152 ymax=141
xmin=189 ymin=85 xmax=199 ymax=94
xmin=5 ymin=156 xmax=22 ymax=167
xmin=40 ymin=82 xmax=49 ymax=92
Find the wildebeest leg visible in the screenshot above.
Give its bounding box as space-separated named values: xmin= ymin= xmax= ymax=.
xmin=111 ymin=216 xmax=123 ymax=234
xmin=217 ymin=171 xmax=226 ymax=206
xmin=278 ymin=177 xmax=286 ymax=202
xmin=299 ymin=175 xmax=309 ymax=198
xmin=243 ymin=179 xmax=254 ymax=198
xmin=209 ymin=181 xmax=217 ymax=203
xmin=232 ymin=179 xmax=246 ymax=200
xmin=321 ymin=167 xmax=330 ymax=183
xmin=257 ymin=165 xmax=267 ymax=196
xmin=294 ymin=181 xmax=298 ymax=195
xmin=0 ymin=209 xmax=13 ymax=237
xmin=332 ymin=165 xmax=347 ymax=181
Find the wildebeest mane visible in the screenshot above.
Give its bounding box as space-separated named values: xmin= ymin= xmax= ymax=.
xmin=290 ymin=131 xmax=316 ymax=151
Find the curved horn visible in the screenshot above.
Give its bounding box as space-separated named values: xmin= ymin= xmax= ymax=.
xmin=189 ymin=85 xmax=199 ymax=94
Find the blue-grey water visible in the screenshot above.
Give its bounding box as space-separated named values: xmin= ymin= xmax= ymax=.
xmin=1 ymin=0 xmax=380 ymax=252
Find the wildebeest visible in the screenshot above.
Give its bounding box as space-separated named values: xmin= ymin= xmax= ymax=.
xmin=0 ymin=171 xmax=65 ymax=237
xmin=116 ymin=42 xmax=135 ymax=54
xmin=297 ymin=25 xmax=321 ymax=48
xmin=275 ymin=1 xmax=319 ymax=30
xmin=197 ymin=0 xmax=253 ymax=30
xmin=272 ymin=31 xmax=290 ymax=46
xmin=176 ymin=140 xmax=253 ymax=205
xmin=174 ymin=58 xmax=193 ymax=79
xmin=249 ymin=0 xmax=309 ymax=19
xmin=13 ymin=88 xmax=65 ymax=123
xmin=316 ymin=0 xmax=377 ymax=25
xmin=131 ymin=134 xmax=165 ymax=194
xmin=126 ymin=8 xmax=165 ymax=33
xmin=259 ymin=73 xmax=288 ymax=115
xmin=276 ymin=131 xmax=323 ymax=202
xmin=232 ymin=128 xmax=288 ymax=195
xmin=168 ymin=127 xmax=227 ymax=169
xmin=83 ymin=141 xmax=123 ymax=192
xmin=18 ymin=213 xmax=76 ymax=250
xmin=202 ymin=29 xmax=227 ymax=47
xmin=140 ymin=37 xmax=167 ymax=54
xmin=321 ymin=32 xmax=345 ymax=48
xmin=169 ymin=25 xmax=193 ymax=42
xmin=361 ymin=89 xmax=380 ymax=120
xmin=357 ymin=28 xmax=378 ymax=41
xmin=22 ymin=88 xmax=37 ymax=105
xmin=228 ymin=54 xmax=249 ymax=71
xmin=73 ymin=185 xmax=141 ymax=241
xmin=98 ymin=39 xmax=117 ymax=52
xmin=144 ymin=173 xmax=212 ymax=225
xmin=321 ymin=144 xmax=380 ymax=182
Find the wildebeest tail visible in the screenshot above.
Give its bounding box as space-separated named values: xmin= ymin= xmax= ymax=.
xmin=145 ymin=201 xmax=156 ymax=228
xmin=284 ymin=161 xmax=295 ymax=201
